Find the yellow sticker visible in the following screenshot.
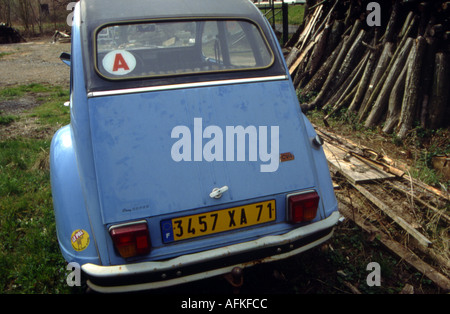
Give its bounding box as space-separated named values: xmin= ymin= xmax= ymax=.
xmin=71 ymin=229 xmax=90 ymax=252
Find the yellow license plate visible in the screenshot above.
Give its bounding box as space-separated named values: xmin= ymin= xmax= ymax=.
xmin=161 ymin=200 xmax=276 ymax=243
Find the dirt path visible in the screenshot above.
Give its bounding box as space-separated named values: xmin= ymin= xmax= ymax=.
xmin=0 ymin=37 xmax=70 ymax=88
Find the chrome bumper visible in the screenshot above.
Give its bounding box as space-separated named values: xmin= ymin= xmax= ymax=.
xmin=83 ymin=211 xmax=341 ymax=293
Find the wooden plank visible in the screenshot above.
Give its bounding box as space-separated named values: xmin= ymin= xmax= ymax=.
xmin=349 ymin=182 xmax=433 ymax=248
xmin=386 ymin=180 xmax=450 ymax=224
xmin=323 ymin=142 xmax=395 ymax=184
xmin=338 ymin=201 xmax=450 ymax=292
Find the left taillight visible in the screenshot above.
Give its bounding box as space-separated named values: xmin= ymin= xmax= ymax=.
xmin=109 ymin=221 xmax=151 ymax=258
xmin=288 ymin=191 xmax=320 ymax=223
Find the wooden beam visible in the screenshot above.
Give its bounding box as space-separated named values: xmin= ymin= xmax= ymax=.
xmin=323 ymin=142 xmax=395 ymax=184
xmin=338 ymin=201 xmax=450 ymax=292
xmin=349 ymin=183 xmax=433 ymax=248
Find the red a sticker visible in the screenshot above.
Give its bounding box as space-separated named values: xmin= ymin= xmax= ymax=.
xmin=113 ymin=53 xmax=130 ymax=72
xmin=102 ymin=50 xmax=136 ymax=76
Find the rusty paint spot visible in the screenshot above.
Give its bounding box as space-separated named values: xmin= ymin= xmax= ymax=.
xmin=280 ymin=152 xmax=294 ymax=162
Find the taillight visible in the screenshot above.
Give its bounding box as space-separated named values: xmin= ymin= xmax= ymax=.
xmin=288 ymin=191 xmax=320 ymax=223
xmin=109 ymin=221 xmax=151 ymax=258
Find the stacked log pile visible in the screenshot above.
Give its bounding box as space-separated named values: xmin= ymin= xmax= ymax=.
xmin=286 ymin=0 xmax=450 ymax=139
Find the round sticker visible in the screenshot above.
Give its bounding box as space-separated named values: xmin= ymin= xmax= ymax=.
xmin=102 ymin=50 xmax=137 ymax=75
xmin=71 ymin=229 xmax=90 ymax=252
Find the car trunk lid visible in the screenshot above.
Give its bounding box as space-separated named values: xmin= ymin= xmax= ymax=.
xmin=88 ymin=79 xmax=317 ymax=224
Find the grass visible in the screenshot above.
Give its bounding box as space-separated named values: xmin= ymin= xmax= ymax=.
xmin=259 ymin=4 xmax=305 ymax=26
xmin=0 ymin=83 xmax=72 ymax=294
xmin=0 ymin=114 xmax=18 ymax=126
xmin=0 ymin=83 xmax=60 ymax=100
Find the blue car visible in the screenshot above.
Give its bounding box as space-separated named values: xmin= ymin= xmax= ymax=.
xmin=50 ymin=0 xmax=340 ymax=293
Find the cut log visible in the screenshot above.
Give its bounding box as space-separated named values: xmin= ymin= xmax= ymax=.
xmin=328 ymin=29 xmax=366 ymax=96
xmin=382 ymin=1 xmax=400 ymax=44
xmin=427 ymin=52 xmax=450 ymax=129
xmin=323 ymin=51 xmax=368 ymax=114
xmin=382 ymin=59 xmax=408 ymax=134
xmin=419 ymin=35 xmax=437 ymax=127
xmin=289 ymin=39 xmax=316 ymax=75
xmin=300 ymin=39 xmax=344 ymax=96
xmin=307 ymin=20 xmax=362 ymax=110
xmin=285 ymin=47 xmax=300 ymax=68
xmin=323 ymin=19 xmax=344 ymax=58
xmin=359 ymin=13 xmax=418 ymax=123
xmin=357 ymin=42 xmax=394 ymax=120
xmin=304 ymin=21 xmax=331 ymax=78
xmin=398 ymin=11 xmax=415 ymax=40
xmin=397 ymin=36 xmax=427 ymax=139
xmin=364 ymin=37 xmax=414 ymax=128
xmin=347 ymin=34 xmax=380 ymax=113
xmin=296 ymin=4 xmax=323 ymax=51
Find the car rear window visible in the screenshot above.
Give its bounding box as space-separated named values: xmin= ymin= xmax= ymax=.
xmin=95 ymin=19 xmax=274 ymax=80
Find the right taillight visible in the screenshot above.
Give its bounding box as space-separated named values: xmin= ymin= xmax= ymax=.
xmin=288 ymin=191 xmax=320 ymax=223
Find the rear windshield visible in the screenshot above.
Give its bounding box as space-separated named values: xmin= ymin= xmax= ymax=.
xmin=95 ymin=19 xmax=274 ymax=80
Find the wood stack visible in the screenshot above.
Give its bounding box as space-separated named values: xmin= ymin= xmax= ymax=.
xmin=286 ymin=0 xmax=450 ymax=139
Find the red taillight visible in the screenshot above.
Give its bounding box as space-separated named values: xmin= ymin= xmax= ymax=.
xmin=288 ymin=191 xmax=320 ymax=223
xmin=109 ymin=221 xmax=151 ymax=258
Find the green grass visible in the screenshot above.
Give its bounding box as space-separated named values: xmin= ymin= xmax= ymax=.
xmin=0 ymin=114 xmax=18 ymax=126
xmin=0 ymin=84 xmax=73 ymax=293
xmin=0 ymin=52 xmax=14 ymax=59
xmin=0 ymin=83 xmax=60 ymax=100
xmin=261 ymin=4 xmax=305 ymax=26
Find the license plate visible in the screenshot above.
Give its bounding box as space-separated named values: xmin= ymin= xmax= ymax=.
xmin=161 ymin=200 xmax=276 ymax=243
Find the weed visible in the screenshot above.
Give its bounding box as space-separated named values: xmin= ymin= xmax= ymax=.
xmin=0 ymin=114 xmax=18 ymax=126
xmin=296 ymin=89 xmax=317 ymax=104
xmin=0 ymin=52 xmax=14 ymax=59
xmin=0 ymin=83 xmax=59 ymax=101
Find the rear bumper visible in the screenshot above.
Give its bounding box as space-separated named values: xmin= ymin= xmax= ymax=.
xmin=83 ymin=211 xmax=341 ymax=293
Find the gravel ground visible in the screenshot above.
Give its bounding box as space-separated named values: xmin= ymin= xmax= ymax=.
xmin=0 ymin=37 xmax=70 ymax=88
